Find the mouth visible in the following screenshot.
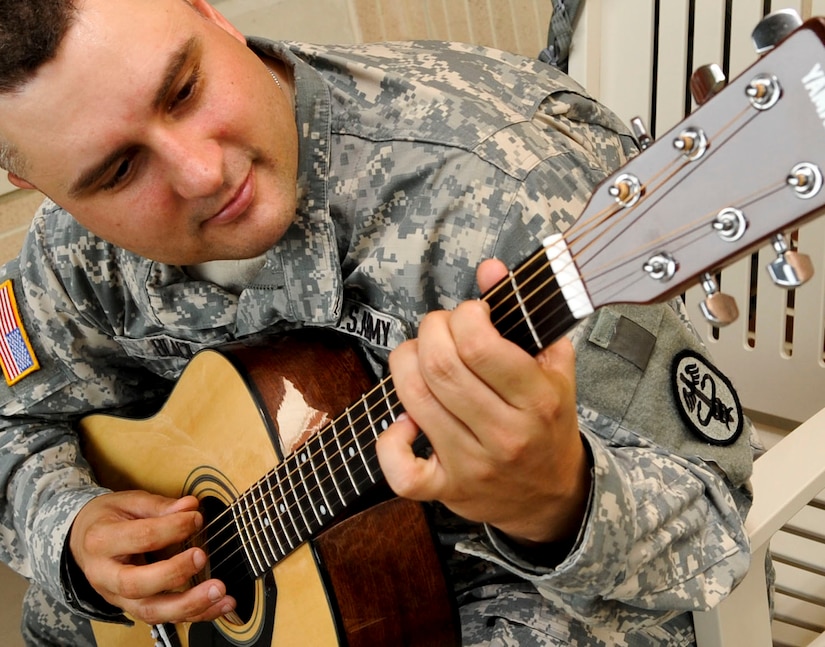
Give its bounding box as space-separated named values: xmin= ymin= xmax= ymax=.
xmin=207 ymin=169 xmax=255 ymax=226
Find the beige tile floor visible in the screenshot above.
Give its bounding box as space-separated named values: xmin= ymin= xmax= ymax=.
xmin=0 ymin=563 xmax=27 ymax=647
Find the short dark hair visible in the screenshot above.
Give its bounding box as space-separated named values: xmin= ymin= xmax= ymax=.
xmin=0 ymin=0 xmax=77 ymax=93
xmin=0 ymin=0 xmax=77 ymax=173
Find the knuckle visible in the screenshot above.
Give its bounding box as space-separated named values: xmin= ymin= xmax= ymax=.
xmin=471 ymin=457 xmax=498 ymax=483
xmin=389 ymin=473 xmax=417 ymax=498
xmin=168 ymin=559 xmax=195 ymax=589
xmin=490 ymin=427 xmax=531 ymax=463
xmin=82 ymin=526 xmax=108 ymax=554
xmin=136 ymin=602 xmax=162 ymax=626
xmin=420 ymin=347 xmax=457 ymax=384
xmin=115 ymin=568 xmax=141 ymax=600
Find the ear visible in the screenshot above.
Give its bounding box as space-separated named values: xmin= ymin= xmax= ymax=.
xmin=189 ymin=0 xmax=246 ymax=44
xmin=7 ymin=172 xmax=36 ymax=191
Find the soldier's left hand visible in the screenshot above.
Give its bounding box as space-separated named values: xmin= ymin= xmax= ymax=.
xmin=377 ymin=259 xmax=592 ymax=546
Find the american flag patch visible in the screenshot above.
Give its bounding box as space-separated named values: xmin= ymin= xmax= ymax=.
xmin=0 ymin=280 xmax=39 ymax=386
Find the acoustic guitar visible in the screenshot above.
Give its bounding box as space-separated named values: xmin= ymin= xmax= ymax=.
xmin=80 ymin=15 xmax=825 ymax=646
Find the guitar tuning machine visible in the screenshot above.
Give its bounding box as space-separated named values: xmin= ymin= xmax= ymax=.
xmin=767 ymin=233 xmax=814 ymax=289
xmin=630 ymin=117 xmax=653 ymax=150
xmin=673 ymin=127 xmax=708 ymax=160
xmin=746 ymin=74 xmax=782 ymax=111
xmin=698 ymin=273 xmax=739 ymax=326
xmin=643 ymin=252 xmax=677 ymax=282
xmin=690 ymin=63 xmax=727 ymax=105
xmin=608 ymin=172 xmax=643 ymax=207
xmin=787 ymin=162 xmax=823 ymax=199
xmin=752 ymin=9 xmax=803 ymax=54
xmin=712 ymin=207 xmax=748 ymax=242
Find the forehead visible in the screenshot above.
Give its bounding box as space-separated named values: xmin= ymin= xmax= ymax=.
xmin=0 ymin=0 xmax=206 ymax=188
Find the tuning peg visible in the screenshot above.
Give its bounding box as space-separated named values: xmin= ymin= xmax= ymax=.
xmin=751 ymin=9 xmax=802 ymax=54
xmin=698 ymin=273 xmax=738 ymax=326
xmin=766 ymin=233 xmax=814 ymax=288
xmin=690 ymin=64 xmax=726 ymax=105
xmin=629 ymin=117 xmax=653 ymax=150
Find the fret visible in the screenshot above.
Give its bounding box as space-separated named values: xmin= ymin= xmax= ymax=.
xmin=233 ymin=497 xmax=265 ymax=575
xmin=489 ymin=281 xmax=532 ymax=349
xmin=379 ymin=379 xmax=398 ymax=426
xmin=298 ymin=437 xmax=335 ymax=523
xmin=251 ymin=480 xmax=282 ymax=562
xmin=345 ymin=404 xmax=378 ymax=486
xmin=246 ymin=492 xmax=273 ymax=571
xmin=259 ymin=478 xmax=289 ymax=557
xmin=362 ymin=387 xmax=382 ymax=442
xmin=283 ymin=452 xmax=316 ymax=536
xmin=315 ymin=427 xmax=347 ymax=509
xmin=355 ymin=393 xmax=385 ymax=482
xmin=273 ymin=466 xmax=302 ymax=548
xmin=317 ymin=421 xmax=353 ymax=506
xmin=510 ymin=272 xmax=544 ymax=348
xmin=311 ymin=434 xmax=342 ymax=518
xmin=331 ymin=417 xmax=362 ymax=496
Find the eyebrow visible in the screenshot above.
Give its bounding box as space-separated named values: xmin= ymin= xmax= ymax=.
xmin=68 ymin=36 xmax=201 ymax=198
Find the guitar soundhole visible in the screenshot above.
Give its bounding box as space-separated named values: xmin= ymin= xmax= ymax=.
xmin=200 ymin=496 xmax=258 ymax=624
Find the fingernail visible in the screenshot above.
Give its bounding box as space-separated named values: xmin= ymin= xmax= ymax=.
xmin=193 ymin=550 xmax=206 ymax=570
xmin=209 ymin=585 xmax=222 ymax=602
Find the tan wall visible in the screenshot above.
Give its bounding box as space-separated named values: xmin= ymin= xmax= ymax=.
xmin=0 ymin=190 xmax=43 ymax=264
xmin=0 ymin=0 xmax=552 ymax=265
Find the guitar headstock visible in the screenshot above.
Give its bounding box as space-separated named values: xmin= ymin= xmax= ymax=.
xmin=565 ymin=12 xmax=825 ymax=323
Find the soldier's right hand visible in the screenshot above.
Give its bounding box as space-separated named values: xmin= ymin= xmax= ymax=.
xmin=69 ymin=491 xmax=237 ymax=625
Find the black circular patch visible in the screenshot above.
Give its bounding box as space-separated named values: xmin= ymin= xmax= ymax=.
xmin=671 ymin=350 xmax=743 ymax=445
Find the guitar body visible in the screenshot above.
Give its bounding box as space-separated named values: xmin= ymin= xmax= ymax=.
xmin=80 ymin=331 xmax=459 ymax=647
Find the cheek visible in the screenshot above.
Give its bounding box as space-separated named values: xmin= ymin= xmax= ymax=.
xmin=69 ymin=190 xmax=173 ymax=246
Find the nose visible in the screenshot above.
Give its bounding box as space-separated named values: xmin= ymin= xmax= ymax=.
xmin=158 ymin=128 xmax=225 ymax=200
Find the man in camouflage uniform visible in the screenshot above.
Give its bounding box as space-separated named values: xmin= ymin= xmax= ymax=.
xmin=0 ymin=0 xmax=755 ymax=645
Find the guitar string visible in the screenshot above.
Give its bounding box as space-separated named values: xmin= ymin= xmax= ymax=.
xmin=193 ymin=115 xmax=769 ymax=579
xmin=199 ymin=206 xmax=760 ymax=579
xmin=193 ymin=100 xmax=773 ymax=578
xmin=204 ymin=100 xmax=760 ymax=552
xmin=569 ymin=106 xmax=765 ymax=295
xmin=192 ymin=100 xmax=765 ymax=575
xmin=197 ymin=96 xmax=759 ymax=559
xmin=189 ymin=187 xmax=642 ymax=567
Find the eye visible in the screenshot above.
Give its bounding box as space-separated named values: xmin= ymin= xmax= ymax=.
xmin=170 ymin=68 xmax=201 ymax=111
xmin=101 ymin=157 xmax=134 ymax=191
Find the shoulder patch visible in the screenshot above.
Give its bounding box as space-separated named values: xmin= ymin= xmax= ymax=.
xmin=0 ymin=280 xmax=40 ymax=386
xmin=671 ymin=350 xmax=743 ymax=445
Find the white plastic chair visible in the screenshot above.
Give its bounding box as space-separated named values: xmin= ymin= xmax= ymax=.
xmin=568 ymin=2 xmax=825 ymax=645
xmin=693 ymin=405 xmax=825 ymax=646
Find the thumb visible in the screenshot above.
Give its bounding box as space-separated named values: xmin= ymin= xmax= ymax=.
xmin=376 ymin=413 xmax=442 ymax=500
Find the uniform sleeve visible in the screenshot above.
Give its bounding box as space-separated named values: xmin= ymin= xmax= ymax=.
xmin=0 ymin=412 xmax=109 ymax=608
xmin=0 ymin=207 xmax=165 ymax=615
xmin=462 ymin=422 xmax=751 ymax=631
xmin=0 ymin=261 xmax=110 ymax=608
xmin=455 ymin=89 xmax=754 ymax=630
